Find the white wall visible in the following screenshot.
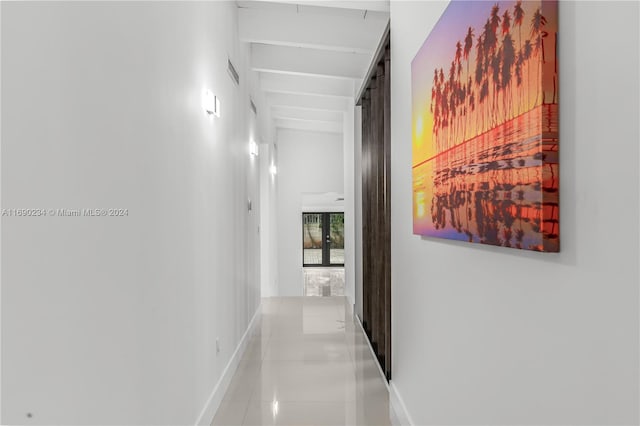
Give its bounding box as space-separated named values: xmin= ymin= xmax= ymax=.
xmin=1 ymin=2 xmax=261 ymax=424
xmin=388 ymin=1 xmax=639 ymax=425
xmin=301 ymin=193 xmax=344 ymax=212
xmin=0 ymin=2 xmax=4 ymax=421
xmin=257 ymin=84 xmax=278 ymax=300
xmin=276 ymin=129 xmax=344 ymax=296
xmin=260 ymin=141 xmax=279 ymax=298
xmin=343 ymin=108 xmax=356 ymax=306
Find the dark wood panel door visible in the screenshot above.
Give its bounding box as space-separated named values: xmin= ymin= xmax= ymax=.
xmin=359 ymin=35 xmax=391 ymax=381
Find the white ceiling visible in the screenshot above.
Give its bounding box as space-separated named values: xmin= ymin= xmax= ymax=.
xmin=301 ymin=192 xmax=345 ymax=210
xmin=238 ymin=0 xmax=389 ymax=134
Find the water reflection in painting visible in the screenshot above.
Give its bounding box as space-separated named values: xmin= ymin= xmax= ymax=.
xmin=412 ymin=0 xmax=559 ymax=252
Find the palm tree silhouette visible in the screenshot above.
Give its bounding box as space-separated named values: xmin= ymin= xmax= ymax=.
xmin=474 ymin=33 xmax=484 ymax=133
xmin=530 ymin=7 xmax=548 ymax=104
xmin=427 ymin=1 xmax=555 ymax=152
xmin=490 ymin=52 xmax=501 ymax=123
xmin=513 ymin=0 xmax=525 ymax=113
xmin=513 ymin=1 xmax=525 ymax=48
xmin=482 ymin=14 xmax=499 ymax=126
xmin=490 ymin=3 xmax=502 ymax=34
xmin=464 ymin=27 xmax=474 ymax=73
xmin=501 ymin=33 xmax=516 ymax=119
xmin=500 ymin=9 xmax=513 ymax=117
xmin=463 ymin=27 xmax=474 ymax=139
xmin=523 ymin=39 xmax=533 ymax=109
xmin=502 ymin=9 xmax=511 ymax=35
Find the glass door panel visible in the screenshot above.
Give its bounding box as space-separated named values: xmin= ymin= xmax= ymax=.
xmin=329 ymin=213 xmax=344 ymax=265
xmin=303 ymin=212 xmax=345 ymax=267
xmin=303 ymin=213 xmax=323 ymax=265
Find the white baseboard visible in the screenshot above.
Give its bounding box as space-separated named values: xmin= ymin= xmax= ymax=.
xmin=353 ymin=314 xmax=413 ymax=426
xmin=354 ymin=314 xmax=389 ymax=392
xmin=194 ymin=304 xmax=262 ymax=426
xmin=389 ymin=380 xmax=414 ymax=426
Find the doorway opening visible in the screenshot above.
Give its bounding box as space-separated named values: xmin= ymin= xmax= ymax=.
xmin=302 ymin=212 xmax=345 ymax=296
xmin=302 ymin=212 xmax=344 ymax=267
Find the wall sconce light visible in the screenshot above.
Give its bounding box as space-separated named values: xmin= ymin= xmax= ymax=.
xmin=269 ymin=164 xmax=277 ymax=175
xmin=249 ymin=139 xmax=259 ymax=157
xmin=202 ymin=89 xmax=220 ymax=117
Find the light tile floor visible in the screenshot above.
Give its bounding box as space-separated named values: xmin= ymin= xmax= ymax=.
xmin=212 ymin=297 xmax=393 ymax=426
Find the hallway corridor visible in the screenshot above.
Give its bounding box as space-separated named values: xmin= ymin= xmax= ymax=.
xmin=212 ymin=297 xmax=393 ymax=426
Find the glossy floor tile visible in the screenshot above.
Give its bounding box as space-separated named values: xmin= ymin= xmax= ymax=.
xmin=212 ymin=297 xmax=393 ymax=426
xmin=303 ymin=268 xmax=345 ymax=296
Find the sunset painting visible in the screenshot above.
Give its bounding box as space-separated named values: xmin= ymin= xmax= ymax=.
xmin=412 ymin=0 xmax=559 ymax=252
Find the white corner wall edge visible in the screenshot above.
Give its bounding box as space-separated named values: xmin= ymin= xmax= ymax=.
xmin=0 ymin=1 xmax=3 ymax=421
xmin=194 ymin=304 xmax=262 ymax=426
xmin=389 ymin=381 xmax=414 ymax=426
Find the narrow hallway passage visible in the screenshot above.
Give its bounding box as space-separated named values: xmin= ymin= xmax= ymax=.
xmin=212 ymin=297 xmax=393 ymax=426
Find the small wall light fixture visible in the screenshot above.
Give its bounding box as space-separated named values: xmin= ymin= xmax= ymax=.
xmin=202 ymin=89 xmax=220 ymax=117
xmin=249 ymin=139 xmax=259 ymax=157
xmin=269 ymin=164 xmax=277 ymax=176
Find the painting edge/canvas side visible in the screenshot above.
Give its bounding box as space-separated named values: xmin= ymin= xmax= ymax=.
xmin=541 ymin=0 xmax=559 ymax=252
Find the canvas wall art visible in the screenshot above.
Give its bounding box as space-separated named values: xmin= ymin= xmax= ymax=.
xmin=412 ymin=0 xmax=559 ymax=252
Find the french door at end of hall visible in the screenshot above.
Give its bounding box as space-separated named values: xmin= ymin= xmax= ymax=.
xmin=302 ymin=212 xmax=344 ymax=267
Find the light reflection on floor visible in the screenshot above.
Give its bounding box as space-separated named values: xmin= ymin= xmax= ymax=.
xmin=303 ymin=268 xmax=345 ymax=297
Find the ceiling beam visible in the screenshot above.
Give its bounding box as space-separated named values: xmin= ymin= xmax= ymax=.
xmin=271 ymin=106 xmax=343 ymax=123
xmin=267 ymin=92 xmax=349 ymax=112
xmin=275 ymin=118 xmax=343 ymax=134
xmin=239 ymin=7 xmax=388 ymax=54
xmin=251 ymin=44 xmax=370 ymax=80
xmin=251 ymin=0 xmax=390 ymax=13
xmin=260 ymin=73 xmax=355 ymax=98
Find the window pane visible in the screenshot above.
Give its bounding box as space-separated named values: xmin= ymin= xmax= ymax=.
xmin=329 ymin=213 xmax=344 ymax=265
xmin=303 ymin=213 xmax=322 ymax=265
